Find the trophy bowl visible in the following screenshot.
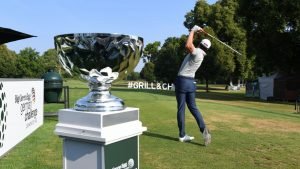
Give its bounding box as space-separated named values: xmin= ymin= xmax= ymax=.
xmin=54 ymin=33 xmax=144 ymax=112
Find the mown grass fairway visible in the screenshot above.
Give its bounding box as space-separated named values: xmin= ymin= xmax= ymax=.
xmin=0 ymin=80 xmax=299 ymax=169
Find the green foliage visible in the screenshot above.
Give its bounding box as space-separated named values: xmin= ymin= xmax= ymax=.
xmin=185 ymin=0 xmax=252 ymax=83
xmin=41 ymin=49 xmax=61 ymax=72
xmin=0 ymin=46 xmax=69 ymax=78
xmin=2 ymin=0 xmax=298 ymax=81
xmin=143 ymin=41 xmax=161 ymax=63
xmin=15 ymin=47 xmax=44 ymax=78
xmin=239 ymin=0 xmax=300 ymax=74
xmin=186 ymin=0 xmax=299 ymax=78
xmin=127 ymin=72 xmax=140 ymax=81
xmin=140 ymin=62 xmax=155 ymax=82
xmin=0 ymin=45 xmax=17 ymax=78
xmin=196 ymin=28 xmax=226 ymax=82
xmin=154 ymin=36 xmax=187 ymax=83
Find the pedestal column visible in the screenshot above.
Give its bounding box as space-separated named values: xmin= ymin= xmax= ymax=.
xmin=55 ymin=107 xmax=147 ymax=169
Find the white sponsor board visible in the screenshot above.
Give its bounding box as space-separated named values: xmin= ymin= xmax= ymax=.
xmin=0 ymin=79 xmax=44 ymax=158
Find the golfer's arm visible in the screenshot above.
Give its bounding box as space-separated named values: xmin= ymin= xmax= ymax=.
xmin=185 ymin=30 xmax=196 ymax=54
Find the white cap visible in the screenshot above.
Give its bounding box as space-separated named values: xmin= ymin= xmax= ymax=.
xmin=200 ymin=39 xmax=211 ymax=49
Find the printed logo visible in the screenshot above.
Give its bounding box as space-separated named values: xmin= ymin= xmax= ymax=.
xmin=128 ymin=81 xmax=174 ymax=90
xmin=31 ymin=88 xmax=36 ymax=103
xmin=128 ymin=158 xmax=134 ymax=168
xmin=14 ymin=87 xmax=38 ymax=129
xmin=112 ymin=158 xmax=136 ymax=169
xmin=0 ymin=82 xmax=8 ymax=148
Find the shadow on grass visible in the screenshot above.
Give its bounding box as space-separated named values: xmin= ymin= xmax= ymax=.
xmin=213 ymin=101 xmax=300 ymax=119
xmin=143 ymin=131 xmax=204 ymax=146
xmin=112 ymin=87 xmax=295 ymax=107
xmin=74 ymin=85 xmax=263 ymax=103
xmin=112 ymin=87 xmax=256 ymax=102
xmin=44 ymin=116 xmax=58 ymax=122
xmin=112 ymin=87 xmax=299 ymax=119
xmin=70 ymin=84 xmax=295 ymax=105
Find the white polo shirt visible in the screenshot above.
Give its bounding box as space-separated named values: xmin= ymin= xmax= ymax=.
xmin=177 ymin=48 xmax=206 ymax=78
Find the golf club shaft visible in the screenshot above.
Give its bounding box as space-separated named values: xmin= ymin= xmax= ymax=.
xmin=204 ymin=32 xmax=242 ymax=56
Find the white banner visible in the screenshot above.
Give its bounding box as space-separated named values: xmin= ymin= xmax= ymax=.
xmin=0 ymin=79 xmax=44 ymax=157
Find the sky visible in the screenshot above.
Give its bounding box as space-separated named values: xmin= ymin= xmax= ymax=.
xmin=1 ymin=0 xmax=217 ymax=71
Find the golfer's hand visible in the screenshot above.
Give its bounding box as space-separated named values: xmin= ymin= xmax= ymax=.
xmin=192 ymin=25 xmax=200 ymax=32
xmin=191 ymin=25 xmax=204 ymax=33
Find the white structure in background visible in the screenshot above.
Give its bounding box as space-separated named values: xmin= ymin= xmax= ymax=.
xmin=258 ymin=73 xmax=280 ymax=100
xmin=226 ymin=80 xmax=241 ymax=91
xmin=0 ymin=79 xmax=43 ymax=158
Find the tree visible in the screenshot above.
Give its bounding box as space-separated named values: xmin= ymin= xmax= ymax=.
xmin=16 ymin=47 xmax=44 ymax=78
xmin=140 ymin=62 xmax=155 ymax=82
xmin=143 ymin=41 xmax=161 ymax=63
xmin=239 ymin=0 xmax=300 ymax=75
xmin=154 ymin=36 xmax=187 ymax=83
xmin=41 ymin=49 xmax=60 ymax=71
xmin=196 ymin=28 xmax=225 ymax=91
xmin=185 ymin=0 xmax=252 ymax=86
xmin=127 ymin=72 xmax=140 ymax=81
xmin=40 ymin=48 xmax=67 ymax=76
xmin=0 ymin=45 xmax=17 ymax=77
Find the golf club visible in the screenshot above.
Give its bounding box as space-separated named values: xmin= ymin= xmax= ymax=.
xmin=200 ymin=25 xmax=242 ymax=56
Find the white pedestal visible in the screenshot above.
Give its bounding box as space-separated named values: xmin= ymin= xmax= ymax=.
xmin=55 ymin=107 xmax=147 ymax=169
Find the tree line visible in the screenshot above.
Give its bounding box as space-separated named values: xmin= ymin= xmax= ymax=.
xmin=0 ymin=45 xmax=63 ymax=78
xmin=140 ymin=0 xmax=299 ymax=87
xmin=1 ymin=0 xmax=299 ymax=85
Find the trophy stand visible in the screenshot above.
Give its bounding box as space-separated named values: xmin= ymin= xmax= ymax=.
xmin=54 ymin=33 xmax=147 ymax=169
xmin=75 ymin=68 xmax=124 ymax=112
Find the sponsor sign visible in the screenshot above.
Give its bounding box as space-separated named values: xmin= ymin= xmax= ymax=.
xmin=0 ymin=79 xmax=43 ymax=158
xmin=105 ymin=137 xmax=138 ymax=169
xmin=128 ymin=81 xmax=174 ymax=91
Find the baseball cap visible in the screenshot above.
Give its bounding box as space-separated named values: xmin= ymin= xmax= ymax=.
xmin=200 ymin=39 xmax=211 ymax=49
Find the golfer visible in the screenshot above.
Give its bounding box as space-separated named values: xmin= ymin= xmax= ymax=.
xmin=175 ymin=25 xmax=211 ymax=146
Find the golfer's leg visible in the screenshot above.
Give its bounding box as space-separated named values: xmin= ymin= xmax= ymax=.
xmin=176 ymin=92 xmax=186 ymax=138
xmin=186 ymin=92 xmax=206 ymax=132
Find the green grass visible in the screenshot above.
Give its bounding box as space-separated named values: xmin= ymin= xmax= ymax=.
xmin=1 ymin=79 xmax=300 ymax=169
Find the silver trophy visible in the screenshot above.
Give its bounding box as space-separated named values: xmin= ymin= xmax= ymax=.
xmin=54 ymin=33 xmax=143 ymax=112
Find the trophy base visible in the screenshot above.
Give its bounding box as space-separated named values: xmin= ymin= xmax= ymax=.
xmin=74 ymin=91 xmax=125 ymax=112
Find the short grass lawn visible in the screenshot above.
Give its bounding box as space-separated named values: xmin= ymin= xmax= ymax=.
xmin=0 ymin=79 xmax=299 ymax=169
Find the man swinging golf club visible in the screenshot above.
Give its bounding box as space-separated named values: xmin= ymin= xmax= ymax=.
xmin=175 ymin=25 xmax=211 ymax=146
